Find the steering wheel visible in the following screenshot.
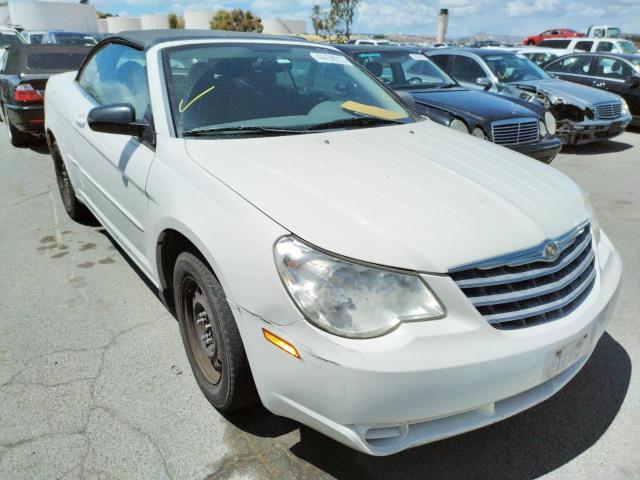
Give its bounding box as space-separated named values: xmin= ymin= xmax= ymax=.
xmin=408 ymin=77 xmax=423 ymax=85
xmin=295 ymin=92 xmax=331 ymax=114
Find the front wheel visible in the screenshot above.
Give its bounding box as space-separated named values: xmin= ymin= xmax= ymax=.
xmin=173 ymin=252 xmax=257 ymax=411
xmin=51 ymin=141 xmax=91 ymax=221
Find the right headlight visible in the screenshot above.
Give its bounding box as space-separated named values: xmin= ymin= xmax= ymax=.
xmin=274 ymin=237 xmax=445 ymax=339
xmin=471 ymin=127 xmax=486 ymax=139
xmin=449 ymin=119 xmax=469 ymax=133
xmin=621 ymin=99 xmax=630 ymax=116
xmin=544 ymin=111 xmax=556 ymax=135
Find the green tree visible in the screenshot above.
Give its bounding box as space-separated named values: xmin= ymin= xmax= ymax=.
xmin=310 ymin=4 xmax=339 ymax=41
xmin=168 ymin=13 xmax=184 ymax=29
xmin=331 ymin=0 xmax=360 ymax=40
xmin=210 ymin=9 xmax=263 ymax=32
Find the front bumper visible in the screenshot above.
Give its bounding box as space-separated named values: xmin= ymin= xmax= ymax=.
xmin=5 ymin=104 xmax=45 ymax=134
xmin=508 ymin=135 xmax=562 ymax=164
xmin=558 ymin=114 xmax=632 ymax=145
xmin=232 ymin=232 xmax=622 ymax=455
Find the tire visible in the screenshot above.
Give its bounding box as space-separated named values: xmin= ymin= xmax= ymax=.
xmin=3 ymin=107 xmax=32 ymax=147
xmin=173 ymin=252 xmax=257 ymax=411
xmin=51 ymin=141 xmax=92 ymax=222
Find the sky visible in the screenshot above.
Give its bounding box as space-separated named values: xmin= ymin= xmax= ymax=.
xmin=84 ymin=0 xmax=640 ymax=36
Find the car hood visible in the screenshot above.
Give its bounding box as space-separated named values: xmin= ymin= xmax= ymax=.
xmin=508 ymin=78 xmax=621 ymax=107
xmin=185 ymin=121 xmax=587 ymax=273
xmin=409 ymin=88 xmax=537 ymax=123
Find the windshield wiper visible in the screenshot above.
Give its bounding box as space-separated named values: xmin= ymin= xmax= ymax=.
xmin=436 ymin=84 xmax=458 ymax=89
xmin=182 ymin=125 xmax=306 ymax=138
xmin=304 ymin=116 xmax=404 ymax=132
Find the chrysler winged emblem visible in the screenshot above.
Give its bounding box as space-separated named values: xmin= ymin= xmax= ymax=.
xmin=544 ymin=242 xmax=558 ymax=260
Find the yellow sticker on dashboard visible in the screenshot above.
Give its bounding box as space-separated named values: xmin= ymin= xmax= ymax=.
xmin=341 ymin=101 xmax=408 ymax=120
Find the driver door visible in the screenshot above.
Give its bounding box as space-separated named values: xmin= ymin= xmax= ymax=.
xmin=69 ymin=43 xmax=155 ymax=269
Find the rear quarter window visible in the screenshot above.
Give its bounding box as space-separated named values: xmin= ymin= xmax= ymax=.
xmin=25 ymin=52 xmax=87 ymax=72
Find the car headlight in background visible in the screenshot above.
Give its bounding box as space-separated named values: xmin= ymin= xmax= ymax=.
xmin=621 ymin=99 xmax=630 ymax=116
xmin=582 ymin=189 xmax=601 ymax=245
xmin=539 ymin=120 xmax=548 ymax=136
xmin=544 ymin=111 xmax=556 ymax=135
xmin=274 ymin=237 xmax=445 ymax=338
xmin=449 ymin=119 xmax=469 ymax=133
xmin=471 ymin=127 xmax=486 ymax=139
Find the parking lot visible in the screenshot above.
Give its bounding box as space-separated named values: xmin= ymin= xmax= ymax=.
xmin=0 ymin=127 xmax=638 ymax=479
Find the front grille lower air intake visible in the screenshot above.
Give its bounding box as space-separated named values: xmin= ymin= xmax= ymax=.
xmin=449 ymin=224 xmax=595 ymax=330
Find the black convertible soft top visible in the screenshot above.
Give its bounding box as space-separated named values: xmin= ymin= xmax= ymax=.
xmin=110 ymin=29 xmax=308 ymax=51
xmin=2 ymin=44 xmax=92 ymax=75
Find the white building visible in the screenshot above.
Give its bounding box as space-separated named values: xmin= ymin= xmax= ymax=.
xmin=1 ymin=1 xmax=97 ymax=32
xmin=184 ymin=10 xmax=212 ymax=30
xmin=106 ymin=16 xmax=141 ymax=33
xmin=141 ymin=13 xmax=168 ymax=30
xmin=262 ymin=19 xmax=306 ymax=35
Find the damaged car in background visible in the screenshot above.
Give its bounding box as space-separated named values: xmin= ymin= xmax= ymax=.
xmin=428 ymin=48 xmax=631 ymax=145
xmin=337 ymin=45 xmax=562 ymax=163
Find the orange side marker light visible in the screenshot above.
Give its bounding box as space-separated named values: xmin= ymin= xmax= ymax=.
xmin=263 ymin=328 xmax=300 ymax=359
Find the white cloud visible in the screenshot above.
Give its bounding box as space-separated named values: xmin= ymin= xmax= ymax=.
xmin=357 ymin=0 xmax=437 ymax=33
xmin=504 ymin=0 xmax=557 ymax=17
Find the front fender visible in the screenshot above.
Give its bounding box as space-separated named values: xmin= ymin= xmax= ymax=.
xmin=146 ymin=136 xmax=300 ymax=326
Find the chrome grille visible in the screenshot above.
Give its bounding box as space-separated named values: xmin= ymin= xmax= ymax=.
xmin=449 ymin=224 xmax=595 ymax=330
xmin=595 ymin=102 xmax=622 ymax=120
xmin=491 ymin=118 xmax=539 ymax=146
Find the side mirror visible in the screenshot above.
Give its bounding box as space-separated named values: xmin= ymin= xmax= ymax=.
xmin=475 ymin=77 xmax=493 ymax=90
xmin=88 ymin=104 xmax=147 ymax=137
xmin=396 ymin=90 xmax=417 ymax=108
xmin=625 ymin=76 xmax=640 ymax=88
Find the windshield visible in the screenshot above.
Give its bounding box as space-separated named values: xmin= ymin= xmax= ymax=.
xmin=54 ymin=33 xmax=97 ymax=46
xmin=163 ymin=43 xmax=418 ymax=137
xmin=0 ymin=32 xmax=24 ymax=48
xmin=619 ymin=41 xmax=638 ymax=54
xmin=351 ymin=51 xmax=456 ymax=89
xmin=484 ymin=53 xmax=550 ymax=82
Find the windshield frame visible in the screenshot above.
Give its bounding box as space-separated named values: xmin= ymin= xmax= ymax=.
xmin=482 ymin=52 xmax=551 ymax=83
xmin=160 ymin=41 xmax=422 ymax=139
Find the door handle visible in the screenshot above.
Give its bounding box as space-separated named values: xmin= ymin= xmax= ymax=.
xmin=75 ymin=112 xmax=87 ymax=127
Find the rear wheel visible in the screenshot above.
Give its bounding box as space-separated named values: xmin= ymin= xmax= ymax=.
xmin=173 ymin=251 xmax=257 ymax=411
xmin=51 ymin=141 xmax=91 ymax=221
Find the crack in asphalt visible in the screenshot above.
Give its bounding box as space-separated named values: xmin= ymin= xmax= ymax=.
xmin=0 ymin=318 xmax=173 ymax=479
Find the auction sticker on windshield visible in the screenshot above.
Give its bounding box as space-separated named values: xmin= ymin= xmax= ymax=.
xmin=310 ymin=52 xmax=352 ymax=65
xmin=409 ymin=53 xmax=429 ymax=61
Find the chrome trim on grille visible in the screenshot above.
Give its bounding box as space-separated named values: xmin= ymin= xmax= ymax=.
xmin=454 ymin=230 xmax=593 ymax=288
xmin=594 ymin=102 xmax=622 ymax=120
xmin=491 ymin=117 xmax=539 ymax=146
xmin=450 ymin=221 xmax=589 ymax=272
xmin=484 ymin=267 xmax=596 ymax=325
xmin=469 ymin=248 xmax=595 ymax=307
xmin=449 ymin=222 xmax=596 ymax=329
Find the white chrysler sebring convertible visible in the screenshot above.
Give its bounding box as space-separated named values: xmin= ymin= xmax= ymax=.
xmin=45 ymin=30 xmax=622 ymax=455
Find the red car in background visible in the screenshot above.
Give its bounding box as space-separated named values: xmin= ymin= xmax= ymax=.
xmin=523 ymin=28 xmax=584 ymax=45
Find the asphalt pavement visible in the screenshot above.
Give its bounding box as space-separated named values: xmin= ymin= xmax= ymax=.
xmin=0 ymin=126 xmax=638 ymax=480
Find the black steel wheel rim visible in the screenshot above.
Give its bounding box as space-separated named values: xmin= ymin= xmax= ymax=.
xmin=181 ymin=276 xmax=222 ymax=385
